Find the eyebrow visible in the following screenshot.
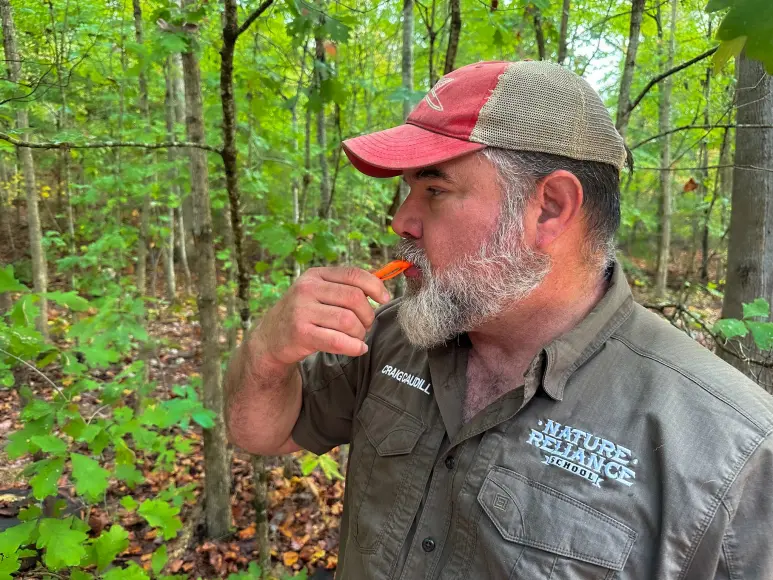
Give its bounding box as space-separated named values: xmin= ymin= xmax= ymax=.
xmin=402 ymin=167 xmax=455 ymax=184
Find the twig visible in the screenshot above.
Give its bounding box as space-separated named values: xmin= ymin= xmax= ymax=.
xmin=626 ymin=46 xmax=719 ymax=117
xmin=236 ymin=0 xmax=274 ymax=38
xmin=0 ymin=133 xmax=222 ymax=154
xmin=636 ymin=164 xmax=773 ymax=173
xmin=0 ymin=346 xmax=69 ymax=400
xmin=631 ymin=124 xmax=773 ymax=150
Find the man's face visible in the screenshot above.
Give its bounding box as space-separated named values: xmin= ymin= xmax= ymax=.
xmin=392 ymin=153 xmax=551 ymax=348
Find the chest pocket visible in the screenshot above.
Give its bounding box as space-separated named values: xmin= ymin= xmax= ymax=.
xmin=349 ymin=394 xmax=425 ymax=553
xmin=476 ymin=466 xmax=636 ymax=580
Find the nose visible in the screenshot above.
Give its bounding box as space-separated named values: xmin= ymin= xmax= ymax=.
xmin=391 ymin=189 xmax=422 ymax=240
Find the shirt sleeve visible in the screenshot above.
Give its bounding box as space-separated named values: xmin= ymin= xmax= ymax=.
xmin=290 ymin=347 xmax=370 ymax=455
xmin=714 ymin=434 xmax=773 ymax=579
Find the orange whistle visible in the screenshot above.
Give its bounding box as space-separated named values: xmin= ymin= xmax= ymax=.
xmin=373 ymin=259 xmax=412 ymax=281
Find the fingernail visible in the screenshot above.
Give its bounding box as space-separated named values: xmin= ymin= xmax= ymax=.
xmin=382 ymin=292 xmax=390 ymax=303
xmin=361 ymin=343 xmax=369 ymax=355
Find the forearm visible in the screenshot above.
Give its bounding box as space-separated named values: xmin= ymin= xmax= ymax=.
xmin=224 ymin=328 xmax=303 ymax=455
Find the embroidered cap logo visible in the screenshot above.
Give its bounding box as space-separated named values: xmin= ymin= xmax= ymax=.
xmin=424 ymin=77 xmax=455 ymax=112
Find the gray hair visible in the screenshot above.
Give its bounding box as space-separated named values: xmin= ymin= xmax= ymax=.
xmin=481 ymin=148 xmax=620 ymax=272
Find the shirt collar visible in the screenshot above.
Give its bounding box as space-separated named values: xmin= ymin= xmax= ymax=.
xmin=540 ymin=260 xmax=634 ymax=400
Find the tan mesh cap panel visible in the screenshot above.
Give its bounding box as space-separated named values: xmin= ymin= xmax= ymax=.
xmin=469 ymin=61 xmax=627 ymax=170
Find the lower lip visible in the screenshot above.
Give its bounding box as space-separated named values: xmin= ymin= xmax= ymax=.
xmin=405 ymin=266 xmax=421 ymax=279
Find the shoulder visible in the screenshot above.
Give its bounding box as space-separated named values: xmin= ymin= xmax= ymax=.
xmin=610 ymin=302 xmax=773 ymax=436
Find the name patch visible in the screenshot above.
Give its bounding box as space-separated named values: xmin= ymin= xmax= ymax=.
xmin=526 ymin=419 xmax=637 ymax=487
xmin=380 ymin=364 xmax=431 ymax=395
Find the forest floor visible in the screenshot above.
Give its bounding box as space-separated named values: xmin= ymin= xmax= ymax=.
xmin=0 ymin=297 xmax=345 ymax=579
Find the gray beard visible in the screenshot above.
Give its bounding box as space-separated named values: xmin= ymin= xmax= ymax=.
xmin=396 ymin=216 xmax=551 ymax=349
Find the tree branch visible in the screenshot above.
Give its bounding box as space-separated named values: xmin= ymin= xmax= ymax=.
xmin=0 ymin=132 xmax=222 ymax=154
xmin=631 ymin=124 xmax=773 ymax=150
xmin=642 ymin=302 xmax=773 ymax=369
xmin=627 ymin=46 xmax=718 ymax=117
xmin=636 ymin=163 xmax=773 ymax=173
xmin=236 ymin=0 xmax=275 ymax=38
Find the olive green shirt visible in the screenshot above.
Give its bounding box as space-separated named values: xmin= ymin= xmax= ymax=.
xmin=291 ymin=263 xmax=773 ymax=579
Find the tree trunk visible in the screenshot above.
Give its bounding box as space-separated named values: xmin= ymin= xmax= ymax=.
xmin=443 ymin=0 xmax=461 ymax=74
xmin=315 ymin=30 xmax=331 ymax=219
xmin=133 ymin=0 xmax=151 ymax=296
xmin=177 ymin=206 xmax=193 ymax=295
xmin=654 ymin=0 xmax=676 ymax=298
xmin=163 ymin=56 xmax=181 ymax=302
xmin=531 ymin=6 xmax=546 ymax=61
xmin=180 ymin=9 xmax=232 ymax=537
xmin=557 ymin=0 xmax=571 ymax=65
xmin=220 ymin=0 xmax=253 ymax=333
xmin=615 ymin=0 xmax=646 ymax=138
xmin=702 ymin=128 xmax=729 ymax=283
xmin=0 ymin=0 xmax=48 ymax=339
xmin=699 ymin=63 xmax=715 ymax=284
xmin=719 ymin=53 xmax=773 ymax=391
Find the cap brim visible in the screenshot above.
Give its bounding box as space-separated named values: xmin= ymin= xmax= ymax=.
xmin=342 ymin=123 xmax=486 ymax=178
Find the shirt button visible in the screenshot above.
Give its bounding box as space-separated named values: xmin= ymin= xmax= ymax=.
xmin=422 ymin=537 xmax=436 ymax=552
xmin=444 ymin=456 xmax=456 ymax=469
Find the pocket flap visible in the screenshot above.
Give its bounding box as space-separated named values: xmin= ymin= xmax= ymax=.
xmin=477 ymin=466 xmax=636 ymax=571
xmin=357 ymin=395 xmax=424 ymax=457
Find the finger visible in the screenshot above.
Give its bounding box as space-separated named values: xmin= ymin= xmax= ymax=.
xmin=317 ymin=267 xmax=390 ymax=305
xmin=307 ymin=325 xmax=368 ymax=358
xmin=314 ymin=282 xmax=376 ymax=329
xmin=308 ymin=304 xmax=367 ymax=341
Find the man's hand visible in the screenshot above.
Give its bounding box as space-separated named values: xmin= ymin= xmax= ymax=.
xmin=253 ymin=267 xmax=391 ymax=365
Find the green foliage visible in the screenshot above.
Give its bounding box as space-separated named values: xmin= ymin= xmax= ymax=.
xmin=0 ymin=271 xmax=209 ymax=578
xmin=707 ymin=0 xmax=773 ymax=73
xmin=714 ymin=298 xmax=773 ymax=351
xmin=300 ymin=451 xmax=344 ymax=481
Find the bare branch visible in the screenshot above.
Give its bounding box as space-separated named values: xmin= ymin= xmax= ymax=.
xmin=626 ymin=46 xmax=719 ymax=117
xmin=631 ymin=124 xmax=773 ymax=150
xmin=236 ymin=0 xmax=274 ymax=38
xmin=0 ymin=132 xmax=222 ymax=154
xmin=637 ymin=164 xmax=773 ymax=173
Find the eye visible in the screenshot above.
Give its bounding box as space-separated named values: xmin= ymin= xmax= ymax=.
xmin=427 ymin=186 xmax=445 ymax=197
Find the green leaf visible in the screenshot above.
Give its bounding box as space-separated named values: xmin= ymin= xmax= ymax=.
xmin=0 ymin=552 xmax=20 ymax=580
xmin=743 ymin=297 xmax=770 ymax=319
xmin=36 ymin=517 xmax=88 ymax=570
xmin=17 ymin=505 xmax=41 ymax=522
xmin=30 ymin=435 xmax=68 ymax=456
xmin=299 ymin=453 xmax=318 ymax=477
xmin=93 ymin=525 xmax=130 ymax=571
xmin=103 ymin=561 xmax=150 ymax=580
xmin=71 ymin=570 xmax=95 ymax=580
xmin=71 ymin=453 xmax=110 ymax=502
xmin=746 ymin=321 xmax=773 ymax=350
xmin=120 ymin=496 xmax=138 ymax=512
xmin=138 ymin=499 xmax=182 ymax=540
xmin=318 ymin=452 xmax=345 ymax=481
xmin=0 ymin=521 xmax=36 ymax=555
xmin=30 ymin=458 xmax=65 ymax=500
xmin=9 ymin=294 xmax=38 ymax=327
xmin=46 ymin=291 xmax=90 ymax=312
xmin=191 ymin=408 xmax=215 ymax=429
xmin=79 ymin=344 xmax=120 ymax=368
xmin=114 ymin=463 xmax=145 ymax=488
xmin=0 ymin=266 xmax=27 ymax=293
xmin=713 ymin=0 xmax=773 ymax=74
xmin=20 ymin=399 xmax=54 ymax=421
xmin=713 ymin=318 xmax=749 ymax=340
xmin=712 ymin=36 xmax=746 ymax=75
xmin=152 ymin=545 xmax=168 ymax=575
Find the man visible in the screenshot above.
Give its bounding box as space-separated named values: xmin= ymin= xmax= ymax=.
xmin=225 ymin=61 xmax=773 ymax=579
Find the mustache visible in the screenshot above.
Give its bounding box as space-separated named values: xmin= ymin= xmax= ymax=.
xmin=396 ymin=239 xmax=431 ymax=272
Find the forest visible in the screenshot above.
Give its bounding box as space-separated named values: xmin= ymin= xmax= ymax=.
xmin=0 ymin=0 xmax=771 ymax=578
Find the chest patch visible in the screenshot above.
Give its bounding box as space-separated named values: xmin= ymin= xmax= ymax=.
xmin=526 ymin=418 xmax=637 ymax=487
xmin=380 ymin=364 xmax=432 ymax=395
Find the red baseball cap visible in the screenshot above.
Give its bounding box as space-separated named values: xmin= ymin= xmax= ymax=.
xmin=342 ymin=61 xmax=627 ymax=178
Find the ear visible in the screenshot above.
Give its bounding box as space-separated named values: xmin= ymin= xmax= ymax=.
xmin=533 ymin=170 xmax=583 ymax=249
